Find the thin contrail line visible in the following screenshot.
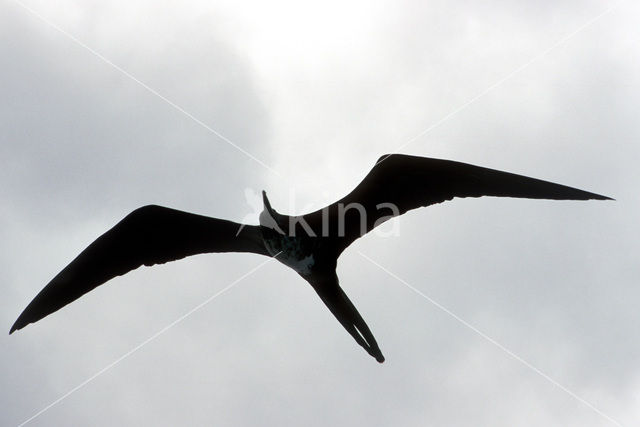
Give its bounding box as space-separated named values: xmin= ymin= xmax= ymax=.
xmin=357 ymin=251 xmax=623 ymax=427
xmin=390 ymin=2 xmax=620 ymax=155
xmin=16 ymin=253 xmax=281 ymax=427
xmin=8 ymin=0 xmax=281 ymax=177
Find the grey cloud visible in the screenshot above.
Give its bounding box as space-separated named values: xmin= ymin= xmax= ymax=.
xmin=2 ymin=1 xmax=638 ymax=426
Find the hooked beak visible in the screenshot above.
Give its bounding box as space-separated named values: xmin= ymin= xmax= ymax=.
xmin=261 ymin=190 xmax=271 ymax=211
xmin=260 ymin=191 xmax=285 ymax=234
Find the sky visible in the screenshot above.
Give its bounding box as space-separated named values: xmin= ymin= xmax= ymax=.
xmin=2 ymin=0 xmax=639 ymax=425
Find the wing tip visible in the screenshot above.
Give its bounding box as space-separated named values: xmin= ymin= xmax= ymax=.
xmin=9 ymin=322 xmax=21 ymax=335
xmin=10 ymin=311 xmax=34 ymax=335
xmin=590 ymin=193 xmax=614 ymax=201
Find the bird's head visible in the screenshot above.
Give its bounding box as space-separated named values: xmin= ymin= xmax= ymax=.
xmin=259 ymin=191 xmax=286 ymax=234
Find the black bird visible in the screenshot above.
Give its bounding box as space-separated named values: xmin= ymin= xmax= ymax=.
xmin=10 ymin=154 xmax=612 ymax=362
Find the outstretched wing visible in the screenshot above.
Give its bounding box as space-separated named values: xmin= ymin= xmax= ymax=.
xmin=306 ymin=272 xmax=385 ymax=363
xmin=10 ymin=205 xmax=269 ymax=333
xmin=302 ymin=154 xmax=612 ymax=254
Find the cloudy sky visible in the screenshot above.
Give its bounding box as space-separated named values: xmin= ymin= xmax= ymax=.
xmin=2 ymin=1 xmax=639 ymax=425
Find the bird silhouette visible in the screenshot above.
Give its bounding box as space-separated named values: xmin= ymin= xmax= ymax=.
xmin=10 ymin=154 xmax=612 ymax=363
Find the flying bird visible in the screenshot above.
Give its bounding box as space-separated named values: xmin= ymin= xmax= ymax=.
xmin=10 ymin=154 xmax=612 ymax=363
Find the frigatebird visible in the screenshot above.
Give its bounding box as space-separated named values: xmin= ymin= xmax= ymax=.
xmin=10 ymin=154 xmax=612 ymax=362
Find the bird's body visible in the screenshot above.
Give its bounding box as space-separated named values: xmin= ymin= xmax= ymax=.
xmin=261 ymin=224 xmax=317 ymax=275
xmin=10 ymin=154 xmax=612 ymax=363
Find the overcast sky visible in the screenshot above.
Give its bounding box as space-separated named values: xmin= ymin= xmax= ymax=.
xmin=2 ymin=1 xmax=639 ymax=426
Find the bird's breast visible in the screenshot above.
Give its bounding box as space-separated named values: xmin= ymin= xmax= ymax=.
xmin=262 ymin=231 xmax=316 ymax=275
